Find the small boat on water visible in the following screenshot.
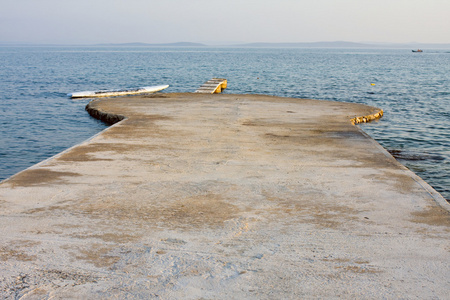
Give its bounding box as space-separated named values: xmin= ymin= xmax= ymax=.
xmin=68 ymin=84 xmax=169 ymax=98
xmin=412 ymin=49 xmax=423 ymax=53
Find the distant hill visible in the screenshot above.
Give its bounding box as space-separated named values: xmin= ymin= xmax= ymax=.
xmin=230 ymin=41 xmax=450 ymax=49
xmin=96 ymin=42 xmax=207 ymax=47
xmin=233 ymin=41 xmax=371 ymax=48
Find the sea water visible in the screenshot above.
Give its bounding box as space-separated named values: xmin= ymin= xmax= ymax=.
xmin=0 ymin=46 xmax=449 ymax=200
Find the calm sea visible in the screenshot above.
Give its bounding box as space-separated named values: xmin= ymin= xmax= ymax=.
xmin=0 ymin=46 xmax=449 ymax=200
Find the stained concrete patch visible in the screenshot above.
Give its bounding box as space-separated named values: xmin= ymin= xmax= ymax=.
xmin=0 ymin=240 xmax=40 ymax=262
xmin=56 ymin=145 xmax=114 ymax=162
xmin=166 ymin=194 xmax=240 ymax=229
xmin=72 ymin=244 xmax=120 ymax=268
xmin=64 ymin=192 xmax=240 ymax=231
xmin=0 ymin=246 xmax=36 ymax=262
xmin=411 ymin=205 xmax=450 ymax=227
xmin=260 ymin=190 xmax=361 ymax=229
xmin=6 ymin=169 xmax=81 ymax=187
xmin=70 ymin=232 xmax=139 ymax=244
xmin=55 ymin=143 xmax=165 ymax=162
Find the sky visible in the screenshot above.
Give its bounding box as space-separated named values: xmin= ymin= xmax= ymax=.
xmin=1 ymin=0 xmax=449 ymax=45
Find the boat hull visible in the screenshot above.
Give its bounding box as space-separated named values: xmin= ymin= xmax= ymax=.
xmin=68 ymin=85 xmax=169 ymax=98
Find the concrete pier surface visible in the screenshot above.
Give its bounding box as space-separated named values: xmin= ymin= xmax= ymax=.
xmin=1 ymin=93 xmax=448 ymax=299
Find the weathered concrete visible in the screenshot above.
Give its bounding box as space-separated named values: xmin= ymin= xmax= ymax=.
xmin=0 ymin=93 xmax=448 ymax=299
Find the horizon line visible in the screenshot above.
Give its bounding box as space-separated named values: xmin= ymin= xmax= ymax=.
xmin=1 ymin=40 xmax=450 ymax=48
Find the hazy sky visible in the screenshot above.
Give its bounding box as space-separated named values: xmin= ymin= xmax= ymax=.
xmin=1 ymin=0 xmax=449 ymax=44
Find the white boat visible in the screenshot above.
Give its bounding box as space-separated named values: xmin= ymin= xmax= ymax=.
xmin=68 ymin=84 xmax=169 ymax=98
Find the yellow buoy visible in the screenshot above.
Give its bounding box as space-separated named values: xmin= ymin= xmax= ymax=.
xmin=371 ymin=83 xmax=376 ymax=86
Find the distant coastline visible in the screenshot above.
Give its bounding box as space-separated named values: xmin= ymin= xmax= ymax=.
xmin=1 ymin=41 xmax=450 ymax=49
xmin=233 ymin=41 xmax=450 ymax=49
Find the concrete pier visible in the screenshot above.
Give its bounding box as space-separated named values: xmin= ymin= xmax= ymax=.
xmin=0 ymin=93 xmax=448 ymax=299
